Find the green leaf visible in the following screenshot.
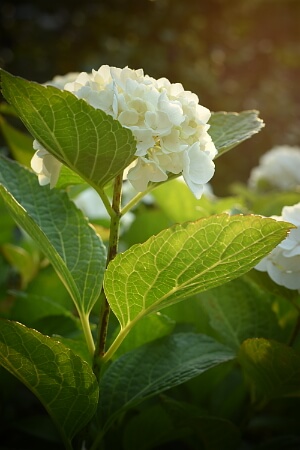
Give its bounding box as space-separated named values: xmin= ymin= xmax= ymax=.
xmin=162 ymin=295 xmax=218 ymax=337
xmin=0 ymin=156 xmax=106 ymax=316
xmin=209 ymin=110 xmax=264 ymax=158
xmin=162 ymin=398 xmax=241 ymax=450
xmin=232 ymin=183 xmax=300 ymax=217
xmin=104 ymin=214 xmax=292 ymax=344
xmin=198 ymin=275 xmax=284 ymax=350
xmin=113 ymin=312 xmax=175 ymax=358
xmin=152 ymin=178 xmax=243 ymax=223
xmin=25 ymin=264 xmax=74 ymax=312
xmin=0 ymin=319 xmax=99 ymax=446
xmin=247 ymin=270 xmax=300 ymax=343
xmin=56 ymin=165 xmax=86 ymax=188
xmin=123 ymin=404 xmax=182 ymax=450
xmin=0 ymin=69 xmax=137 ymax=189
xmin=0 ymin=196 xmax=15 ymax=244
xmin=238 ymin=338 xmax=300 ymax=401
xmin=0 ymin=101 xmax=17 ymax=116
xmin=9 ymin=291 xmax=74 ymax=326
xmin=0 ymin=114 xmax=34 ymax=167
xmin=1 ymin=243 xmax=39 ymax=288
xmin=121 ymin=206 xmax=171 ymax=246
xmin=98 ymin=333 xmax=235 ymax=432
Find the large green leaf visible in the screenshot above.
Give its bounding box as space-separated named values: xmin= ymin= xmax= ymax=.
xmin=209 ymin=110 xmax=264 ymax=157
xmin=238 ymin=338 xmax=300 ymax=401
xmin=98 ymin=333 xmax=235 ymax=433
xmin=104 ymin=214 xmax=292 ymax=346
xmin=198 ymin=275 xmax=284 ymax=350
xmin=0 ymin=69 xmax=137 ymax=188
xmin=0 ymin=156 xmax=106 ymax=316
xmin=0 ymin=319 xmax=99 ymax=447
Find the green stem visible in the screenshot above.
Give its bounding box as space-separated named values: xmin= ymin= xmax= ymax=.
xmin=79 ymin=311 xmax=95 ymax=356
xmin=62 ymin=436 xmax=74 ymax=450
xmin=93 ymin=290 xmax=109 ymax=378
xmin=101 ymin=327 xmax=131 ymax=363
xmin=93 ymin=173 xmax=123 ymax=374
xmin=121 ymin=189 xmax=151 ymax=216
xmin=95 ymin=187 xmax=115 ymax=217
xmin=102 ymin=308 xmax=147 ymax=362
xmin=121 ymin=173 xmax=180 ymax=215
xmin=90 ymin=429 xmax=106 ymax=450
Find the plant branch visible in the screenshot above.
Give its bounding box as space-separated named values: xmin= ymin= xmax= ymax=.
xmin=93 ymin=172 xmax=123 ymax=375
xmin=95 ymin=187 xmax=115 ymax=217
xmin=121 ymin=173 xmax=180 ymax=215
xmin=101 ymin=327 xmax=131 ymax=363
xmin=79 ymin=311 xmax=95 ymax=356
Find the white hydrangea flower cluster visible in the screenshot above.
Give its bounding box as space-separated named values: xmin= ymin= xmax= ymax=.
xmin=255 ymin=202 xmax=300 ymax=291
xmin=31 ymin=65 xmax=217 ymax=198
xmin=248 ymin=145 xmax=300 ymax=191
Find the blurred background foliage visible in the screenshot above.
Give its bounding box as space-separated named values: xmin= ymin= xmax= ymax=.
xmin=1 ymin=0 xmax=300 ymax=194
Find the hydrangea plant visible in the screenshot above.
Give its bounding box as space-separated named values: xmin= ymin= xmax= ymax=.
xmin=0 ymin=66 xmax=299 ymax=450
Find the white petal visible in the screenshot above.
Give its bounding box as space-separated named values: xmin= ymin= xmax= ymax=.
xmin=183 ymin=144 xmax=215 ymax=185
xmin=282 ymin=203 xmax=300 ymax=226
xmin=130 ymin=128 xmax=155 ymax=155
xmin=127 ymin=158 xmax=167 ymax=191
xmin=155 ymin=151 xmax=183 ymax=174
xmin=255 ymin=256 xmax=269 ymax=271
xmin=160 ymin=129 xmax=187 ymax=154
xmin=144 ymin=110 xmax=172 ymax=135
xmin=31 ymin=151 xmax=46 ymax=174
xmin=158 ymin=92 xmax=184 ymax=126
xmin=118 ymin=110 xmax=139 ymax=126
xmin=183 ymin=177 xmax=204 ymax=199
xmin=31 ymin=148 xmax=62 ymax=188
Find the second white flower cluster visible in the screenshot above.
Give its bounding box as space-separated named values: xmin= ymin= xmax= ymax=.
xmin=255 ymin=202 xmax=300 ymax=291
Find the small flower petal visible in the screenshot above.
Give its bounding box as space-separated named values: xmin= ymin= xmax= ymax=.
xmin=127 ymin=157 xmax=167 ymax=192
xmin=31 ymin=141 xmax=62 ymax=188
xmin=182 ymin=143 xmax=215 ymax=198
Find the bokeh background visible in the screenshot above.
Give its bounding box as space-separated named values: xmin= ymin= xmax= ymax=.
xmin=1 ymin=0 xmax=300 ymax=194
